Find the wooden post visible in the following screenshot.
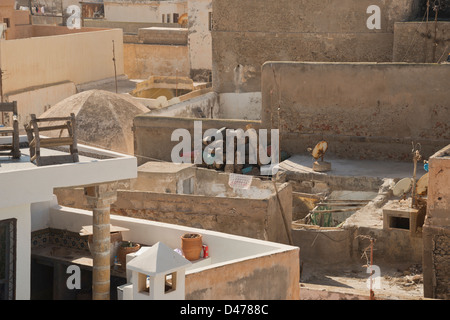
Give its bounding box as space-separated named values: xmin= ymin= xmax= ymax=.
xmin=85 ymin=182 xmax=118 ymax=300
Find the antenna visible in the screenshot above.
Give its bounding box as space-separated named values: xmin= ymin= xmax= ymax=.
xmin=112 ymin=40 xmax=118 ymax=93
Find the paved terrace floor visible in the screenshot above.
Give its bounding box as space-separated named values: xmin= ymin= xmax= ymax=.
xmin=0 ymin=147 xmax=98 ymax=172
xmin=280 ymin=154 xmax=426 ymax=180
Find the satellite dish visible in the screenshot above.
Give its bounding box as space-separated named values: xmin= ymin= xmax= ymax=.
xmin=308 ymin=141 xmax=331 ymax=172
xmin=311 ymin=141 xmax=328 ymax=160
xmin=416 ymin=173 xmax=429 ymax=196
xmin=393 ymin=178 xmax=413 ymax=197
xmin=178 ymin=13 xmax=188 ymax=27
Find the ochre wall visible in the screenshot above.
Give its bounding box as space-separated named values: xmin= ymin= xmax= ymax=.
xmin=261 ymin=62 xmax=450 ymax=161
xmin=212 ymin=0 xmax=421 ymax=93
xmin=393 ymin=21 xmax=450 ymax=63
xmin=185 ymin=248 xmax=300 ymax=300
xmin=0 ymin=28 xmax=124 ymax=94
xmin=423 ymin=144 xmax=450 ymax=299
xmin=124 ymin=43 xmax=189 ymax=79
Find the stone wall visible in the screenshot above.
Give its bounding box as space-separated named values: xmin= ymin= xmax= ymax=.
xmin=423 ymin=144 xmax=450 ymax=299
xmin=261 ymin=62 xmax=450 ymax=161
xmin=137 ymin=27 xmax=188 ymax=45
xmin=188 ymin=0 xmax=212 ymax=82
xmin=133 ymin=116 xmax=261 ymax=165
xmin=186 ymin=248 xmax=300 ymax=300
xmin=393 ymin=21 xmax=450 ymax=63
xmin=54 ymin=178 xmax=293 ymax=245
xmin=212 ymin=0 xmax=421 ymax=93
xmin=124 ymin=43 xmax=189 ymax=79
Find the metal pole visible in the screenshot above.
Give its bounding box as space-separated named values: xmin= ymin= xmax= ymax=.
xmin=369 ymin=239 xmax=375 ymax=300
xmin=112 ymin=40 xmax=118 ymax=94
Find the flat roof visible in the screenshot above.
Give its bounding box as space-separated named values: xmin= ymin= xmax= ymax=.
xmin=280 ymin=154 xmax=425 ymax=180
xmin=0 ymin=138 xmax=137 ymax=208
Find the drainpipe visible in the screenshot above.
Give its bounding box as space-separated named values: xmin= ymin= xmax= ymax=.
xmin=85 ymin=182 xmax=118 ymax=300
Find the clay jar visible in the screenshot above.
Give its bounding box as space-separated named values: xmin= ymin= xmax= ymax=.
xmin=117 ymin=241 xmax=141 ymax=269
xmin=181 ymin=233 xmax=203 ymax=261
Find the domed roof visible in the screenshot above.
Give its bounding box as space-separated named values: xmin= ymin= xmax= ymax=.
xmin=39 ymin=90 xmax=149 ymax=154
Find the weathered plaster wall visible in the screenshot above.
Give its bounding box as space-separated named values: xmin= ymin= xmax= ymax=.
xmin=218 ymin=92 xmax=261 ymax=120
xmin=188 ymin=0 xmax=212 ymax=82
xmin=124 ymin=43 xmax=189 ymax=79
xmin=0 ymin=28 xmax=124 ymax=94
xmin=261 ymin=62 xmax=450 ymax=161
xmin=212 ymin=0 xmax=421 ymax=93
xmin=45 ymin=204 xmax=300 ymax=300
xmin=393 ymin=21 xmax=450 ymax=63
xmin=84 ymin=19 xmax=181 ymax=33
xmin=104 ymin=0 xmax=186 ymax=23
xmin=138 ymin=27 xmax=188 ymax=45
xmin=185 ymin=248 xmax=300 ymax=300
xmin=133 ymin=116 xmax=261 ymax=165
xmin=423 ymin=144 xmax=450 ymax=299
xmin=111 ymin=186 xmax=291 ymax=244
xmin=54 ymin=178 xmax=292 ymax=244
xmin=5 ymin=81 xmax=77 ymax=127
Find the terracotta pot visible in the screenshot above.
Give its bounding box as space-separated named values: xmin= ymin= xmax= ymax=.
xmin=181 ymin=233 xmax=203 ymax=261
xmin=117 ymin=241 xmax=141 ymax=269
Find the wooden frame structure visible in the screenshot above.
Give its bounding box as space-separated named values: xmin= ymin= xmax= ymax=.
xmin=0 ymin=101 xmax=21 ymax=159
xmin=24 ymin=113 xmax=79 ymax=166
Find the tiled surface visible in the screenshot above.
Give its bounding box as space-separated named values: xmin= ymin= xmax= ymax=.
xmin=32 ymin=228 xmax=89 ymax=252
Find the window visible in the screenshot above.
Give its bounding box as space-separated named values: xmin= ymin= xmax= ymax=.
xmin=173 ymin=13 xmax=179 ymax=24
xmin=389 ymin=216 xmax=410 ymax=230
xmin=3 ymin=18 xmax=10 ymax=28
xmin=167 ymin=14 xmax=171 ymax=23
xmin=162 ymin=14 xmax=165 ymax=23
xmin=137 ymin=273 xmax=150 ymax=295
xmin=0 ymin=219 xmax=16 ymax=300
xmin=177 ymin=177 xmax=194 ymax=195
xmin=164 ymin=272 xmax=177 ymax=293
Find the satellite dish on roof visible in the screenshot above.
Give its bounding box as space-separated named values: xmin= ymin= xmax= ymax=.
xmin=178 ymin=13 xmax=188 ymax=27
xmin=311 ymin=141 xmax=328 ymax=160
xmin=416 ymin=173 xmax=429 ymax=196
xmin=393 ymin=178 xmax=413 ymax=197
xmin=308 ymin=141 xmax=331 ymax=172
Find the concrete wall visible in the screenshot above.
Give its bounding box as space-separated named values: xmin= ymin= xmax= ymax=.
xmin=133 ymin=116 xmax=261 ymax=165
xmin=54 ymin=176 xmax=293 ymax=245
xmin=111 ymin=185 xmax=292 ymax=244
xmin=138 ymin=27 xmax=187 ymax=45
xmin=423 ymin=144 xmax=450 ymax=299
xmin=0 ymin=0 xmax=31 ymax=40
xmin=0 ymin=28 xmax=124 ymax=94
xmin=212 ymin=0 xmax=421 ymax=93
xmin=5 ymin=81 xmax=77 ymax=127
xmin=104 ymin=0 xmax=187 ymax=23
xmin=185 ymin=248 xmax=299 ymax=300
xmin=218 ymin=92 xmax=261 ymax=120
xmin=83 ymin=19 xmax=181 ymax=34
xmin=393 ymin=21 xmax=450 ymax=63
xmin=44 ymin=205 xmax=300 ymax=300
xmin=261 ymin=62 xmax=450 ymax=161
xmin=187 ymin=0 xmax=212 ymax=82
xmin=124 ymin=43 xmax=189 ymax=79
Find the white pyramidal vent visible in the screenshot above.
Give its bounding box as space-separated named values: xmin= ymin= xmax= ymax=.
xmin=126 ymin=242 xmax=191 ymax=276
